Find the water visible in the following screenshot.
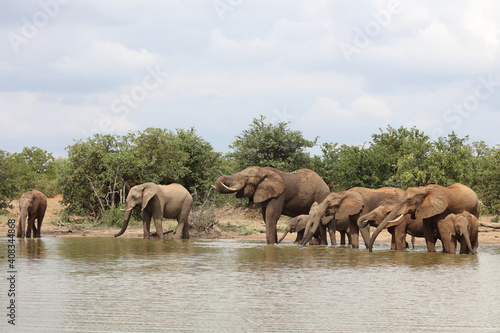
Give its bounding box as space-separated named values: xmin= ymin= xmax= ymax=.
xmin=1 ymin=237 xmax=500 ymax=332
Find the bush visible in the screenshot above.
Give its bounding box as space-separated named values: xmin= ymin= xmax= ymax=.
xmin=100 ymin=207 xmax=126 ymax=227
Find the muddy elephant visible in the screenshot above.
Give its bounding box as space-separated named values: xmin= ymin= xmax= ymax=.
xmin=114 ymin=183 xmax=193 ymax=240
xmin=17 ymin=190 xmax=47 ymax=238
xmin=369 ymin=183 xmax=480 ymax=252
xmin=358 ymin=204 xmax=428 ymax=250
xmin=438 ymin=212 xmax=478 ymax=254
xmin=214 ymin=167 xmax=330 ymax=244
xmin=301 ymin=187 xmax=405 ymax=248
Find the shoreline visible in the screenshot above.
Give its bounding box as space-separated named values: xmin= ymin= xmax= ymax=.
xmin=2 ymin=195 xmax=500 ymax=244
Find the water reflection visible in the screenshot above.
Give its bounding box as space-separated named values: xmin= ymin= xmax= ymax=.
xmin=0 ymin=237 xmax=498 ymax=332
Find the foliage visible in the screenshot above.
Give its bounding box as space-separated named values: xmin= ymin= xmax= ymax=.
xmin=1 ymin=124 xmax=499 ymax=220
xmin=228 ymin=115 xmax=317 ymax=172
xmin=0 ymin=150 xmax=16 ymax=211
xmin=58 ymin=128 xmax=222 ymax=220
xmin=9 ymin=147 xmax=60 ymax=197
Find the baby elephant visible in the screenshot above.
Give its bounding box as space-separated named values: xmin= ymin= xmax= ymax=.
xmin=278 ymin=214 xmax=322 ymax=245
xmin=438 ymin=212 xmax=479 ymax=254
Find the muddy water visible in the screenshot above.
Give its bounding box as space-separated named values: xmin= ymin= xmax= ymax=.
xmin=1 ymin=237 xmax=500 ymax=332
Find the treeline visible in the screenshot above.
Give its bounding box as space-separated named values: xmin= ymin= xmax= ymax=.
xmin=1 ymin=116 xmax=499 ymax=220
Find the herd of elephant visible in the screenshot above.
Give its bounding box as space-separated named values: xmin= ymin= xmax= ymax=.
xmin=15 ymin=166 xmax=480 ymax=254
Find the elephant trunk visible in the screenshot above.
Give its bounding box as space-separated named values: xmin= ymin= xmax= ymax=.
xmin=299 ymin=231 xmax=315 ymax=247
xmin=214 ymin=175 xmax=239 ymax=193
xmin=299 ymin=215 xmax=320 ymax=247
xmin=18 ymin=208 xmax=28 ymax=238
xmin=461 ymin=227 xmax=475 ymax=255
xmin=114 ymin=207 xmax=133 ymax=237
xmin=278 ymin=229 xmax=289 ymax=244
xmin=368 ymin=213 xmax=400 ymax=252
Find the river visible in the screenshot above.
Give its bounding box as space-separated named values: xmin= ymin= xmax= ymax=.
xmin=1 ymin=237 xmax=499 ymax=332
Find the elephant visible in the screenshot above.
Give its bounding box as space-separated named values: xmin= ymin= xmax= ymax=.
xmin=357 ymin=204 xmax=428 ymax=250
xmin=437 ymin=212 xmax=479 ymax=254
xmin=368 ymin=183 xmax=480 ymax=252
xmin=114 ymin=182 xmax=193 ymax=240
xmin=277 ymin=214 xmax=323 ymax=245
xmin=17 ymin=190 xmax=47 ymax=238
xmin=300 ymin=187 xmax=405 ymax=248
xmin=214 ymin=166 xmax=330 ymax=244
xmin=277 ymin=202 xmax=350 ymax=245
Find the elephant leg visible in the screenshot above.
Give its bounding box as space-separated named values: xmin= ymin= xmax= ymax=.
xmin=152 ymin=212 xmax=164 ymax=240
xmin=35 ymin=211 xmax=45 ymax=238
xmin=294 ymin=231 xmax=303 ymax=244
xmin=262 ymin=198 xmax=283 ymax=244
xmin=318 ymin=224 xmax=328 ymax=245
xmin=423 ymin=222 xmax=437 ymax=252
xmin=449 ymin=237 xmax=457 ymax=254
xmin=389 ymin=229 xmax=396 ymax=250
xmin=393 ymin=224 xmax=407 ymax=250
xmin=16 ymin=218 xmax=22 ymax=238
xmin=329 ymin=228 xmax=336 ymax=246
xmin=339 ymin=231 xmax=346 ymax=245
xmin=142 ymin=211 xmax=152 ymax=239
xmin=26 ymin=215 xmax=36 ymax=238
xmin=458 ymin=237 xmax=469 ymax=254
xmin=348 ymin=218 xmax=360 ymax=248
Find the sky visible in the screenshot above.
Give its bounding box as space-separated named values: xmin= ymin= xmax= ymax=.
xmin=1 ymin=0 xmax=499 ymax=157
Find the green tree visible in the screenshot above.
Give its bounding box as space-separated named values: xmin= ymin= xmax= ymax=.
xmin=9 ymin=147 xmax=59 ymax=196
xmin=473 ymin=144 xmax=500 ymax=215
xmin=174 ymin=128 xmax=222 ymax=203
xmin=59 ymin=134 xmax=125 ymax=217
xmin=0 ymin=150 xmax=16 ymax=211
xmin=229 ymin=115 xmax=316 ymax=171
xmin=371 ymin=126 xmax=432 ymax=188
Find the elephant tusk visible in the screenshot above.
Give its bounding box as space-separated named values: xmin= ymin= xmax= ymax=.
xmin=121 ymin=207 xmax=134 ymax=212
xmin=211 ymin=185 xmax=216 ymax=189
xmin=389 ymin=214 xmax=404 ymax=223
xmin=221 ymin=182 xmax=238 ymax=192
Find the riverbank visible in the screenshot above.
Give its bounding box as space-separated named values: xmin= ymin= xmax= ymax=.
xmin=2 ymin=195 xmax=500 ymax=244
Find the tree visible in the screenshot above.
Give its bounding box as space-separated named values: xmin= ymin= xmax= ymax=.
xmin=9 ymin=147 xmax=59 ymax=197
xmin=229 ymin=115 xmax=316 ymax=171
xmin=371 ymin=126 xmax=432 ymax=188
xmin=0 ymin=150 xmax=16 ymax=211
xmin=174 ymin=128 xmax=222 ymax=203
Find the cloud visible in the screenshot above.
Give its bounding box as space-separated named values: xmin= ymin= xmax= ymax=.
xmin=350 ymin=94 xmax=391 ymax=118
xmin=50 ymin=40 xmax=162 ymax=79
xmin=0 ymin=1 xmax=499 ymax=156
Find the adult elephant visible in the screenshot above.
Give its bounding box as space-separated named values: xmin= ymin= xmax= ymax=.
xmin=17 ymin=190 xmax=47 ymax=238
xmin=358 ymin=204 xmax=427 ymax=250
xmin=437 ymin=212 xmax=479 ymax=254
xmin=214 ymin=167 xmax=330 ymax=244
xmin=368 ymin=183 xmax=480 ymax=252
xmin=300 ymin=187 xmax=405 ymax=248
xmin=114 ymin=183 xmax=193 ymax=240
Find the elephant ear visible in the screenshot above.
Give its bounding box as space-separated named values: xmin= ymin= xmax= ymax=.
xmin=253 ymin=170 xmax=285 ymax=203
xmin=141 ymin=183 xmax=159 ymax=210
xmin=336 ymin=191 xmax=363 ymax=220
xmin=416 ymin=187 xmax=448 ymax=219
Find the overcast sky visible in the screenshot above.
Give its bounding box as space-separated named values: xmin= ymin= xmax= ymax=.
xmin=1 ymin=0 xmax=499 ymax=157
